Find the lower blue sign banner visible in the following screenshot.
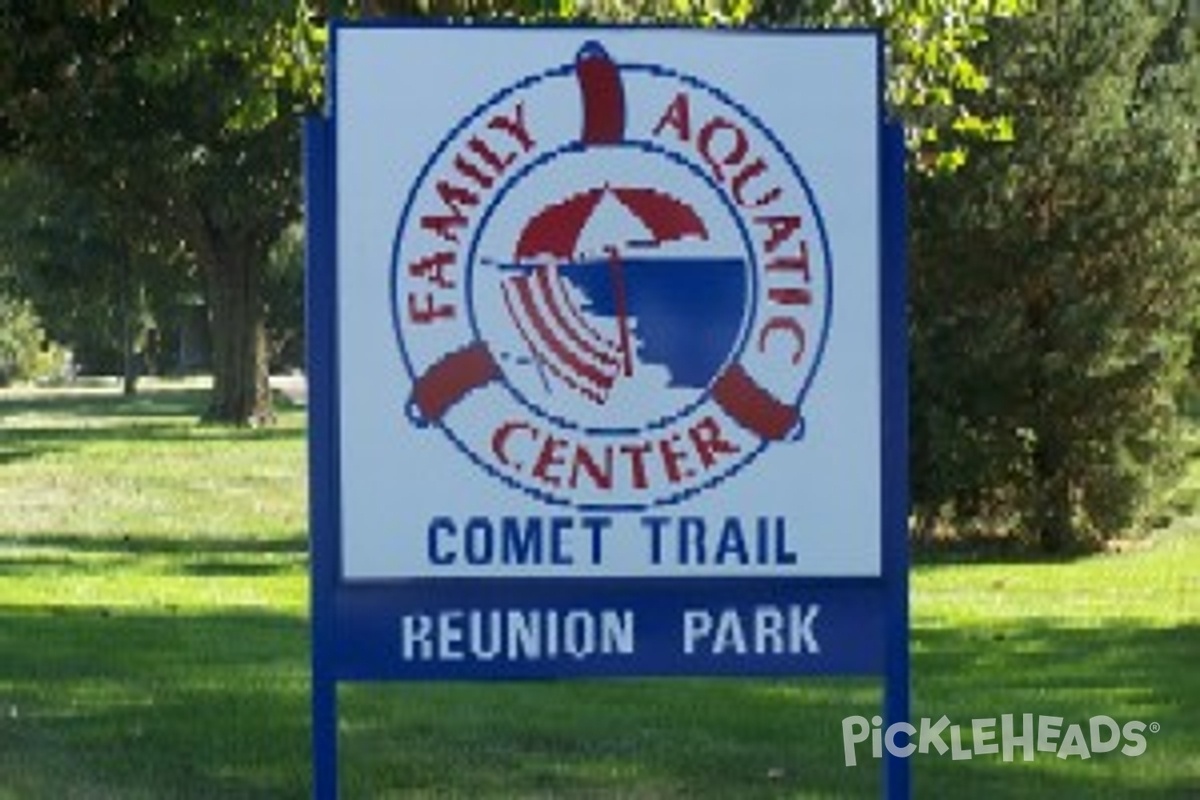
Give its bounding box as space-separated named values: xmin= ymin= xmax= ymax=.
xmin=326 ymin=579 xmax=888 ymax=680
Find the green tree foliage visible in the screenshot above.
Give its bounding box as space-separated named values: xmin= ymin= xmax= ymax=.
xmin=341 ymin=0 xmax=752 ymax=23
xmin=338 ymin=1 xmax=1029 ymax=166
xmin=0 ymin=160 xmax=188 ymax=388
xmin=751 ymin=0 xmax=1034 ymax=170
xmin=0 ymin=0 xmax=1027 ymax=425
xmin=1 ymin=2 xmax=316 ymax=423
xmin=910 ymin=0 xmax=1200 ymax=550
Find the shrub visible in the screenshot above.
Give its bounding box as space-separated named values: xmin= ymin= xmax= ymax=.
xmin=0 ymin=294 xmax=56 ymax=386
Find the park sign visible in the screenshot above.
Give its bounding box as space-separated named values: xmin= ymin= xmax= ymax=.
xmin=307 ymin=20 xmax=908 ymax=796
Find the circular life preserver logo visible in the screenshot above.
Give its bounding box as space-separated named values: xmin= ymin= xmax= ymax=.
xmin=393 ymin=42 xmax=832 ymax=511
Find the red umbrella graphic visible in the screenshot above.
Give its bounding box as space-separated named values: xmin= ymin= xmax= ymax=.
xmin=505 ymin=185 xmax=708 ymax=399
xmin=515 ymin=186 xmax=708 ymax=261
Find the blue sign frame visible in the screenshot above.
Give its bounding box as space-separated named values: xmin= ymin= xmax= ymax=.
xmin=306 ymin=23 xmax=907 ymax=799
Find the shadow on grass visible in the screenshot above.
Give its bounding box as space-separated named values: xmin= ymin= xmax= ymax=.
xmin=0 ymin=420 xmax=303 ymax=449
xmin=0 ymin=605 xmax=311 ymax=800
xmin=0 ymin=444 xmax=49 ymax=466
xmin=0 ymin=385 xmax=305 ymax=423
xmin=7 ymin=532 xmax=306 ymax=556
xmin=911 ymin=623 xmax=1200 ymax=799
xmin=340 ymin=676 xmax=885 ymax=799
xmin=0 ymin=388 xmax=304 ymax=465
xmin=336 ymin=624 xmax=1197 ymax=798
xmin=0 ymin=532 xmax=308 ymax=578
xmin=910 ymin=535 xmax=1094 ymax=567
xmin=177 ymin=559 xmax=303 ymax=577
xmin=0 ymin=388 xmax=210 ymax=421
xmin=1 ymin=608 xmax=1195 ymax=798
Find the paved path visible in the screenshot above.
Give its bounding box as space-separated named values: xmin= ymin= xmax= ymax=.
xmin=270 ymin=374 xmax=308 ymax=406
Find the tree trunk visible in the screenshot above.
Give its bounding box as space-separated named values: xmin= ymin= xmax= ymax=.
xmin=1028 ymin=330 xmax=1074 ymax=553
xmin=1026 ymin=276 xmax=1072 ymax=553
xmin=1026 ymin=172 xmax=1073 ymax=553
xmin=120 ymin=251 xmax=139 ymax=397
xmin=193 ymin=212 xmax=272 ymax=425
xmin=1031 ymin=430 xmax=1072 ymax=553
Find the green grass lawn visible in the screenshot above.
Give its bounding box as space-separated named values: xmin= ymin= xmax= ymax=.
xmin=0 ymin=381 xmax=1196 ymax=798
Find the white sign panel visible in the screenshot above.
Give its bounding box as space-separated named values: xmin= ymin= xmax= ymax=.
xmin=335 ymin=27 xmax=880 ymax=579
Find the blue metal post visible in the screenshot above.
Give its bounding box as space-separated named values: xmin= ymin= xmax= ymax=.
xmin=305 ymin=113 xmax=340 ymax=800
xmin=881 ymin=121 xmax=911 ymax=800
